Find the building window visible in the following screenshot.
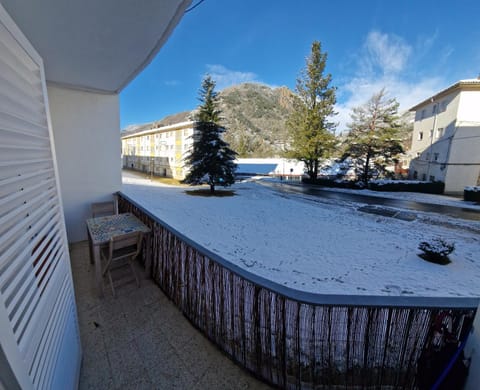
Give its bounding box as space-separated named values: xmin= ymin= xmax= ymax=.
xmin=429 ymin=175 xmax=435 ymax=182
xmin=421 ymin=109 xmax=425 ymax=119
xmin=418 ymin=131 xmax=424 ymax=141
xmin=432 ymin=104 xmax=437 ymax=114
xmin=437 ymin=128 xmax=444 ymax=139
xmin=434 ymin=153 xmax=439 ymax=161
xmin=426 ymin=153 xmax=430 ymax=160
xmin=429 ymin=129 xmax=433 ymax=138
xmin=422 ymin=173 xmax=427 ymax=181
xmin=413 ymin=171 xmax=418 ymax=179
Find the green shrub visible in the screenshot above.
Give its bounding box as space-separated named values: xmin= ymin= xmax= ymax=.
xmin=369 ymin=180 xmax=445 ymax=194
xmin=464 ymin=187 xmax=480 ymax=202
xmin=302 ymin=177 xmax=362 ymax=189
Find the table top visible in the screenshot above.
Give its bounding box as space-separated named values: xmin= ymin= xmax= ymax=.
xmin=86 ymin=213 xmax=150 ymax=245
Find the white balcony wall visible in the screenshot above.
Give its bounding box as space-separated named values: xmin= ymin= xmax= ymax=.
xmin=47 ymin=85 xmax=121 ymax=242
xmin=444 ymin=124 xmax=480 ymax=193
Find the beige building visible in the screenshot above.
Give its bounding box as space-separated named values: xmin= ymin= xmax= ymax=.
xmin=408 ymin=79 xmax=480 ymax=193
xmin=121 ymin=121 xmax=195 ymax=180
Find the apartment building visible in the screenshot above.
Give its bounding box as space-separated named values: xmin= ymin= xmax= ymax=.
xmin=408 ymin=79 xmax=480 ymax=193
xmin=121 ymin=121 xmax=195 ymax=180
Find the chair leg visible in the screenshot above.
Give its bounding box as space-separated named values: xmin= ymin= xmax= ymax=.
xmin=87 ymin=231 xmax=94 ymax=265
xmin=107 ymin=271 xmax=116 ymax=298
xmin=129 ymin=261 xmax=140 ymax=287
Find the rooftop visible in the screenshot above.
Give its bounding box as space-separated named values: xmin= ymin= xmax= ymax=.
xmin=409 ymin=78 xmax=480 ymax=111
xmin=70 ymin=241 xmax=270 ymax=389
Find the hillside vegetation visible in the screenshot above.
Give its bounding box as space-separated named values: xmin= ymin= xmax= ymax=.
xmin=219 ymin=83 xmax=297 ymax=157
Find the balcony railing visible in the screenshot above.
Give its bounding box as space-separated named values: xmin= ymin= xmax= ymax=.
xmin=118 ymin=192 xmax=477 ymax=389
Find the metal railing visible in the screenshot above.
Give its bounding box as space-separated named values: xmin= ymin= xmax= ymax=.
xmin=118 ymin=192 xmax=477 ymax=389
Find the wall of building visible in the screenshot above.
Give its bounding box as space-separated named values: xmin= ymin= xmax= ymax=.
xmin=409 ymin=92 xmax=461 ymax=182
xmin=410 ymin=93 xmax=459 ymax=157
xmin=121 ymin=124 xmax=194 ymax=180
xmin=47 ymin=84 xmax=121 ymax=242
xmin=444 ymin=124 xmax=480 ymax=193
xmin=457 ymin=90 xmax=480 ymax=122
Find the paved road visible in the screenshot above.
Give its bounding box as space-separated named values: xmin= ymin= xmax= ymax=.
xmin=262 ymin=181 xmax=480 ymax=221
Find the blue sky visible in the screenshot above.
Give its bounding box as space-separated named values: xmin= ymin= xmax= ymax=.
xmin=120 ymin=0 xmax=480 ymax=131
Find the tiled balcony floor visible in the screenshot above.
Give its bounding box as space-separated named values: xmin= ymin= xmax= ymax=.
xmin=70 ymin=241 xmax=272 ymax=389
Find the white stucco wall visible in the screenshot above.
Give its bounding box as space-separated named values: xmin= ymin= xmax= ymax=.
xmin=47 ymin=84 xmax=121 ymax=242
xmin=457 ymin=90 xmax=480 ymax=122
xmin=444 ymin=124 xmax=480 ymax=193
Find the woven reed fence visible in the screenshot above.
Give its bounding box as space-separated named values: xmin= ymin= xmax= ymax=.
xmin=118 ymin=193 xmax=477 ymax=389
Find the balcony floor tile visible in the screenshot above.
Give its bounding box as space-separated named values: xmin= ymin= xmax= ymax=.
xmin=70 ymin=241 xmax=272 ymax=389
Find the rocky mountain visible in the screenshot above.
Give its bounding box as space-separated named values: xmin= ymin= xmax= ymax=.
xmin=122 ymin=83 xmax=297 ymax=157
xmin=218 ymin=83 xmax=297 ymax=157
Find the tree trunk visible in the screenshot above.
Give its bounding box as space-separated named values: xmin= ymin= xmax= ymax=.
xmin=307 ymin=160 xmax=315 ymax=181
xmin=210 ymin=184 xmax=215 ymax=193
xmin=363 ymin=152 xmax=370 ymax=185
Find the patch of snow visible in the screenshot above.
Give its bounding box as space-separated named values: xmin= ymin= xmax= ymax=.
xmin=122 ymin=172 xmax=480 ymax=298
xmin=465 ymin=186 xmax=480 ymax=192
xmin=371 ymin=179 xmax=430 ymax=185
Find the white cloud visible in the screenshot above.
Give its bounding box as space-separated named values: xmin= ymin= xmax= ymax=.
xmin=335 ymin=30 xmax=446 ymax=133
xmin=205 ymin=64 xmax=259 ymax=90
xmin=360 ymin=31 xmax=412 ymax=76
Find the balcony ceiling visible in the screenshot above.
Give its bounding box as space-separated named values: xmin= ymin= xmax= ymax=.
xmin=1 ymin=0 xmax=191 ymax=93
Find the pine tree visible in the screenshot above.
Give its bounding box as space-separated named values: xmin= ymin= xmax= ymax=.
xmin=287 ymin=41 xmax=337 ymax=180
xmin=343 ymin=89 xmax=404 ymax=185
xmin=183 ymin=76 xmax=237 ymax=193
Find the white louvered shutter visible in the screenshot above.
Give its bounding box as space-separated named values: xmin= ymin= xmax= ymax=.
xmin=0 ymin=5 xmax=81 ymax=390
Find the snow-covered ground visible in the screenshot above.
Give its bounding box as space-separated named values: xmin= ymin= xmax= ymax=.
xmin=122 ymin=172 xmax=480 ymax=298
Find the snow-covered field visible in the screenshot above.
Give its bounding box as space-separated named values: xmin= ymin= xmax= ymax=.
xmin=122 ymin=173 xmax=480 ymax=298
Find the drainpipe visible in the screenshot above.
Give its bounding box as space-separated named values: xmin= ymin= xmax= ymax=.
xmin=442 ymin=122 xmax=459 ymax=192
xmin=426 ymin=100 xmax=438 ymax=180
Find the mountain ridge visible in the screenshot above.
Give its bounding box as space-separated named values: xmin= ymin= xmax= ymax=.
xmin=122 ymin=82 xmax=297 ymax=157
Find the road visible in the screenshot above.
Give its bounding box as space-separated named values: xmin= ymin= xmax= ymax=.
xmin=261 ymin=181 xmax=480 ymax=221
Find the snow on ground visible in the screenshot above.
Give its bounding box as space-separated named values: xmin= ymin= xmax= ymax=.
xmin=122 ymin=172 xmax=480 ymax=298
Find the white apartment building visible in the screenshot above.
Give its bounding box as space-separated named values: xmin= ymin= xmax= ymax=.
xmin=121 ymin=121 xmax=195 ymax=180
xmin=408 ymin=79 xmax=480 ymax=193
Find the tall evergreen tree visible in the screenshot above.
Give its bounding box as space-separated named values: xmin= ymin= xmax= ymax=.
xmin=343 ymin=88 xmax=404 ymax=185
xmin=183 ymin=76 xmax=237 ymax=193
xmin=287 ymin=41 xmax=337 ymax=180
